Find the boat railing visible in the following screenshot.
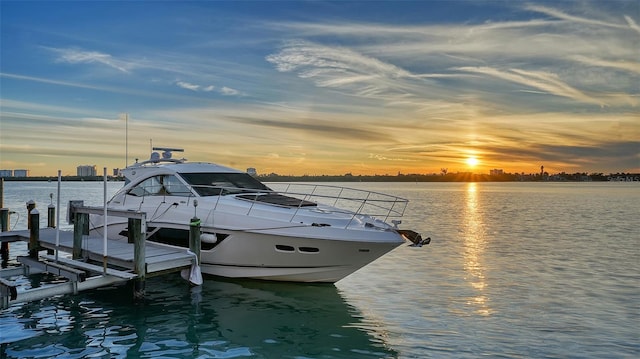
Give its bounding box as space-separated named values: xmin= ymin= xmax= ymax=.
xmin=190 ymin=183 xmax=409 ymax=226
xmin=271 ymin=183 xmax=408 ymax=220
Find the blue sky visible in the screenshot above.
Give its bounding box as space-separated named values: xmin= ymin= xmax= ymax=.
xmin=1 ymin=0 xmax=638 ymax=176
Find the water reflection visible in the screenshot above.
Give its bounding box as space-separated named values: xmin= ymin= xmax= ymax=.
xmin=463 ymin=183 xmax=492 ymax=316
xmin=2 ymin=277 xmax=396 ymax=358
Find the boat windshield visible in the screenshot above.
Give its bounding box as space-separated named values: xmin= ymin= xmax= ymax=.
xmin=179 ymin=172 xmax=271 ymax=196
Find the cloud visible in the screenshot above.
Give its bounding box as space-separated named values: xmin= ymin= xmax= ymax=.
xmin=266 ymin=39 xmax=432 ymax=108
xmin=267 ymin=39 xmax=411 ymax=77
xmin=0 ymin=142 xmax=122 ymax=160
xmin=1 ymin=72 xmax=122 ymax=92
xmin=368 ymin=153 xmax=416 ymax=162
xmin=479 ymin=140 xmax=640 ymax=172
xmin=44 ymin=47 xmax=245 ymax=97
xmin=525 ymin=4 xmax=632 ymax=30
xmin=265 ymin=2 xmax=638 ymax=112
xmin=49 ymin=47 xmax=132 ymax=73
xmin=175 ymin=80 xmax=240 ymax=96
xmin=220 ymin=86 xmax=240 ymax=96
xmin=0 ymin=72 xmax=213 ymax=102
xmin=176 ymin=81 xmax=200 ymax=91
xmin=570 ymin=55 xmax=640 ymax=74
xmin=624 ymin=15 xmax=640 ymax=34
xmin=0 ymin=98 xmax=109 ymax=118
xmin=225 ymin=116 xmax=390 ymax=142
xmin=457 ymin=66 xmax=607 ymax=106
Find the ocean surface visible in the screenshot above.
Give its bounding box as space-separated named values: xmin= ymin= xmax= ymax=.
xmin=0 ymin=181 xmax=638 ymax=358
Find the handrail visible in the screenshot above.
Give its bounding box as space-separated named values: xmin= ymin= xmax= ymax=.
xmin=188 ymin=183 xmax=408 ymax=223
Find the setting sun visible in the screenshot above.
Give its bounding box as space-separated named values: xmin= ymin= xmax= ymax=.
xmin=466 ymin=157 xmax=479 ymax=167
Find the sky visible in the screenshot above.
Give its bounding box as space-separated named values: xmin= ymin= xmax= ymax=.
xmin=1 ymin=0 xmax=638 ymax=177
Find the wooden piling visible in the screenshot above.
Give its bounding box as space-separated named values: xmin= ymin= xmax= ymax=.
xmin=48 ymin=205 xmax=56 ymax=228
xmin=130 ymin=217 xmax=146 ymax=300
xmin=45 ymin=204 xmax=56 ymax=255
xmin=73 ymin=212 xmax=88 ymax=259
xmin=26 ymin=200 xmax=36 ymax=229
xmin=1 ymin=277 xmax=18 ymax=308
xmin=28 ymin=209 xmax=40 ymax=258
xmin=0 ymin=208 xmax=9 ymax=232
xmin=1 ymin=208 xmax=9 ymax=267
xmin=189 ymin=217 xmax=201 ymax=265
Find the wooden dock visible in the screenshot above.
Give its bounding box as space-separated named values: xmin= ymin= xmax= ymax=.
xmin=0 ymin=205 xmax=202 ymax=309
xmin=1 ymin=228 xmax=195 ymax=275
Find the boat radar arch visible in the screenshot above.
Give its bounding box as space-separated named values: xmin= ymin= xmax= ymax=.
xmin=143 ymin=147 xmax=186 ymax=165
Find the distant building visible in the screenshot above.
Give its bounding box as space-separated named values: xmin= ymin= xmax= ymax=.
xmin=489 ymin=169 xmax=504 ymax=176
xmin=77 ymin=165 xmax=97 ymax=177
xmin=247 ymin=167 xmax=257 ymax=176
xmin=13 ymin=169 xmax=29 ymax=177
xmin=0 ymin=170 xmax=13 ymax=178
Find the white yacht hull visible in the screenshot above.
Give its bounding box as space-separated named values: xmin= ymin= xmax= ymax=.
xmin=98 ymin=220 xmax=402 ymax=283
xmin=200 ymin=232 xmax=401 ymax=282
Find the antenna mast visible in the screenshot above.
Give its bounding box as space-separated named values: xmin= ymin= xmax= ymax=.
xmin=125 ymin=113 xmax=129 ymax=167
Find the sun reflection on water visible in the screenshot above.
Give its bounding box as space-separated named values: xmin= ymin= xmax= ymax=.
xmin=463 ymin=183 xmax=492 ymax=316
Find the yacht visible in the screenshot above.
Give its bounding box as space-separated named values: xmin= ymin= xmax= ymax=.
xmin=90 ymin=148 xmax=426 ymax=283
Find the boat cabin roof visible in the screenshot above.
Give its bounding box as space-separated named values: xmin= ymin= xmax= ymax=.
xmin=122 ymin=161 xmax=243 ymax=182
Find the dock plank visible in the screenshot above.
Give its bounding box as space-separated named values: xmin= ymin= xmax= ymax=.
xmin=39 ymin=254 xmax=137 ymax=280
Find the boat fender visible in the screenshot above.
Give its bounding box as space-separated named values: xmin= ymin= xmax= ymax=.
xmin=200 ymin=233 xmax=218 ymax=243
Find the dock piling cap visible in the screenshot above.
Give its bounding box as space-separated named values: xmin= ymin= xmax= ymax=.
xmin=30 ymin=208 xmax=39 ymax=215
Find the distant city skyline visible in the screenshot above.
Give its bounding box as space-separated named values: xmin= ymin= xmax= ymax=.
xmin=1 ymin=163 xmax=636 ymax=179
xmin=1 ymin=1 xmax=638 ymax=176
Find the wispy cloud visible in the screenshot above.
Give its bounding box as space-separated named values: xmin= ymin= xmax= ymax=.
xmin=176 ymin=81 xmax=200 ymax=91
xmin=225 ymin=116 xmax=390 ymax=142
xmin=265 ymin=2 xmax=638 ymax=112
xmin=369 ymin=153 xmax=416 ymax=162
xmin=1 ymin=72 xmax=120 ymax=92
xmin=570 ymin=55 xmax=640 ymax=74
xmin=49 ymin=47 xmax=133 ymax=73
xmin=456 ymin=66 xmax=607 ymax=106
xmin=624 ymin=15 xmax=640 ymax=34
xmin=45 ymin=46 xmax=246 ymax=97
xmin=174 ymin=80 xmax=241 ymax=96
xmin=220 ymin=87 xmax=240 ymax=96
xmin=0 ymin=72 xmax=215 ymax=102
xmin=525 ymin=4 xmax=633 ymax=30
xmin=266 ymin=39 xmax=432 ymax=108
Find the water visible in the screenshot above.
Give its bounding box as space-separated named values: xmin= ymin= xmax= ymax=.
xmin=1 ymin=181 xmax=638 ymax=358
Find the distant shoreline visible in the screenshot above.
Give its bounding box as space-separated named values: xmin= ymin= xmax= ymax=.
xmin=2 ymin=172 xmax=639 ymax=182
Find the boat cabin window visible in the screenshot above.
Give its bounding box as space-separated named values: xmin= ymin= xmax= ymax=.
xmin=179 ymin=172 xmax=271 ymax=196
xmin=128 ymin=175 xmax=192 ymax=197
